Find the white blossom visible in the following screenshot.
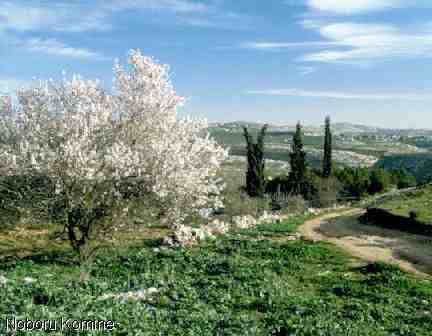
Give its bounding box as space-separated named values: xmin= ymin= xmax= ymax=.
xmin=0 ymin=49 xmax=228 ymax=227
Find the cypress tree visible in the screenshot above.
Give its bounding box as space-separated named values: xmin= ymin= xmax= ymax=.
xmin=289 ymin=122 xmax=307 ymax=195
xmin=322 ymin=116 xmax=333 ymax=178
xmin=243 ymin=124 xmax=267 ymax=197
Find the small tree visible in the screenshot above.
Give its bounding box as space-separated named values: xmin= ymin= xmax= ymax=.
xmin=322 ymin=116 xmax=332 ymax=178
xmin=0 ymin=50 xmax=228 ymax=258
xmin=243 ymin=125 xmax=267 ymax=198
xmin=288 ymin=122 xmax=307 ymax=195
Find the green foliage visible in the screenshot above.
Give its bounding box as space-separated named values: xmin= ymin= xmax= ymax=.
xmin=335 ymin=167 xmax=415 ymax=199
xmin=1 ymin=230 xmax=431 ymax=335
xmin=368 ymin=169 xmax=391 ymax=195
xmin=390 ymin=169 xmax=417 ymax=189
xmin=265 ymin=170 xmax=319 ymax=204
xmin=243 ymin=125 xmax=268 ymax=198
xmin=289 ymin=123 xmax=307 ymax=195
xmin=400 ymin=136 xmax=432 ymax=149
xmin=335 ymin=167 xmax=370 ymax=198
xmin=376 ymin=153 xmax=432 ymax=184
xmin=322 ymin=116 xmax=333 ymax=178
xmin=286 ymin=122 xmax=319 ymax=203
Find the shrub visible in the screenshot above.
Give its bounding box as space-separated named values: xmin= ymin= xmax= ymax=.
xmin=335 ymin=167 xmax=371 ymax=198
xmin=368 ymin=169 xmax=391 ymax=195
xmin=221 ymin=187 xmax=270 ymax=220
xmin=286 ymin=194 xmax=307 ymax=214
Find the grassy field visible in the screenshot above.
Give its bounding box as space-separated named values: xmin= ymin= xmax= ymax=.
xmin=377 ymin=185 xmax=432 ymax=223
xmin=1 ymin=216 xmax=432 ymax=335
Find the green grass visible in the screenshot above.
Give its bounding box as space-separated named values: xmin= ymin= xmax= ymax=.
xmin=378 ymin=185 xmax=432 ymax=223
xmin=1 ymin=216 xmax=431 ymax=335
xmin=234 ymin=215 xmax=311 ymax=238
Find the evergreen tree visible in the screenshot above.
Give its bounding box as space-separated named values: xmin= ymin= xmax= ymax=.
xmin=243 ymin=125 xmax=267 ymax=197
xmin=289 ymin=122 xmax=307 ymax=195
xmin=322 ymin=116 xmax=332 ymax=178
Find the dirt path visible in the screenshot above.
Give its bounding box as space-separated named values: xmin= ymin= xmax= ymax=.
xmin=298 ymin=209 xmax=432 ymax=278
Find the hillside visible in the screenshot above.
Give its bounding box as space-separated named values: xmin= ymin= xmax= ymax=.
xmin=210 ymin=121 xmax=432 ymax=136
xmin=209 ymin=122 xmax=431 ymax=169
xmin=375 ymin=154 xmax=432 ymax=183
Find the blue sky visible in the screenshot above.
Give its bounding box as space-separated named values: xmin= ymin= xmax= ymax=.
xmin=1 ymin=0 xmax=432 ymax=128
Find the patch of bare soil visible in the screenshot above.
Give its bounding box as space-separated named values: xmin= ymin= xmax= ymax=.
xmin=299 ymin=209 xmax=432 ymax=278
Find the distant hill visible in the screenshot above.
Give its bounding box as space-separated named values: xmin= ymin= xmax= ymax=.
xmin=209 ymin=121 xmax=432 ymax=136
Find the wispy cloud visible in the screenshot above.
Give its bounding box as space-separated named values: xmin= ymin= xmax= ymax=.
xmin=245 ymin=88 xmax=432 ymax=100
xmin=24 ymin=38 xmax=107 ymax=60
xmin=240 ymin=41 xmax=336 ymax=50
xmin=304 ymin=0 xmax=403 ymax=15
xmin=2 ymin=1 xmax=240 ymax=60
xmin=0 ymin=0 xmax=246 ymax=33
xmin=298 ymin=66 xmax=316 ymax=76
xmin=103 ymin=0 xmax=211 ymax=14
xmin=0 ymin=2 xmax=57 ymax=31
xmin=300 ymin=22 xmax=432 ymax=63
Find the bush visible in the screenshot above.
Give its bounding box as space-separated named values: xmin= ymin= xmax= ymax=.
xmin=368 ymin=169 xmax=390 ymax=195
xmin=335 ymin=167 xmax=368 ymax=198
xmin=335 ymin=167 xmax=397 ymax=198
xmin=286 ymin=195 xmax=307 ymax=214
xmin=220 ymin=187 xmax=270 ymax=220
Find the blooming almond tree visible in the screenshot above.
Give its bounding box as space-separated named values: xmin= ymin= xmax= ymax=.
xmin=0 ymin=50 xmax=228 ymax=256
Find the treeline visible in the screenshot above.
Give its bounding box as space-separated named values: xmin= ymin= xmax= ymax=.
xmin=242 ymin=117 xmax=417 ymax=207
xmin=376 ymin=153 xmax=432 ymax=184
xmin=334 ymin=167 xmax=416 ymax=198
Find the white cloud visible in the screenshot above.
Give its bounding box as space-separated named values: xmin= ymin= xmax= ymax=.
xmin=245 ymin=88 xmax=432 ymax=100
xmin=0 ymin=2 xmax=56 ymax=31
xmin=25 ymin=38 xmax=107 ymax=60
xmin=298 ymin=66 xmax=316 ymax=76
xmin=300 ymin=22 xmax=432 ymax=63
xmin=306 ymin=0 xmax=403 ymax=14
xmin=240 ymin=41 xmax=336 ymax=50
xmin=104 ymin=0 xmax=210 ymax=13
xmin=0 ymin=0 xmax=243 ymax=33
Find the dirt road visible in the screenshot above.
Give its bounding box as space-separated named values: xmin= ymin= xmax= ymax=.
xmin=298 ymin=209 xmax=432 ymax=278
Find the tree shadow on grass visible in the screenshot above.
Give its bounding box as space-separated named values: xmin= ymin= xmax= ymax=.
xmin=0 ymin=249 xmax=79 ymax=270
